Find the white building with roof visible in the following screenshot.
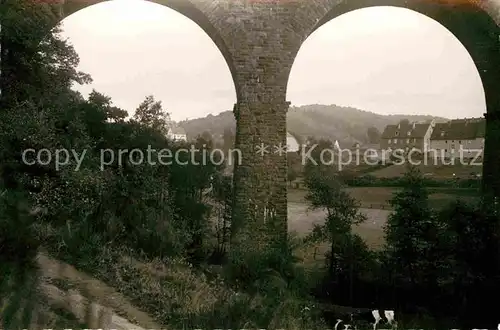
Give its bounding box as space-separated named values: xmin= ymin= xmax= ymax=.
xmin=167 ymin=126 xmax=187 ymax=141
xmin=287 ymin=132 xmax=300 ymax=152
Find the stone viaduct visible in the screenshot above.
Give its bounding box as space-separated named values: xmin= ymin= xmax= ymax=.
xmin=55 ymin=0 xmax=499 ymax=239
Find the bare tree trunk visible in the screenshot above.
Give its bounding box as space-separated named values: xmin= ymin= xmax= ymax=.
xmin=329 ymin=240 xmax=335 ymax=277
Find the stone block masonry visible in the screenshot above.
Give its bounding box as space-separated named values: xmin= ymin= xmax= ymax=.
xmin=46 ymin=0 xmax=500 ymax=240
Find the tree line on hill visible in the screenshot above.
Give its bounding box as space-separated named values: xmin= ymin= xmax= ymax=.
xmin=179 ymin=104 xmax=446 ymax=147
xmin=1 ymin=2 xmax=499 ymax=329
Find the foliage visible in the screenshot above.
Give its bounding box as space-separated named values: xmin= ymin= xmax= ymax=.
xmin=302 ymin=137 xmax=337 ymax=177
xmin=433 ymin=200 xmax=500 ymax=324
xmin=0 ymin=1 xmax=92 ymax=326
xmin=209 ymin=172 xmax=233 ymax=263
xmin=132 ymin=95 xmax=171 ymax=135
xmin=303 ymin=164 xmax=366 ymax=289
xmin=382 ymin=166 xmax=440 ymax=287
xmin=366 ymin=126 xmax=381 ymax=144
xmin=343 ymin=174 xmax=481 ymax=189
xmin=287 ymin=165 xmax=298 ymax=184
xmin=0 ymin=1 xmax=227 ymax=326
xmin=225 ymin=234 xmax=305 ymax=296
xmin=88 ymin=89 xmax=128 ymax=123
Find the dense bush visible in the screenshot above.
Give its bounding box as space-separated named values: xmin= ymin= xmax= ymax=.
xmin=308 ymin=166 xmax=500 ymax=328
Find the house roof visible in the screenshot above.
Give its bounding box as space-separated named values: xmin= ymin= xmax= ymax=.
xmin=170 ymin=126 xmax=186 ymax=135
xmin=381 ymin=121 xmax=431 ymax=139
xmin=287 ymin=131 xmax=302 ymax=145
xmin=361 ymin=143 xmax=381 ymax=150
xmin=430 ymin=119 xmax=485 ymax=140
xmin=351 ymin=143 xmax=380 ymax=150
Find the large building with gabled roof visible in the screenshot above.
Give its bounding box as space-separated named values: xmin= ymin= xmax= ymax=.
xmin=380 ymin=119 xmax=435 ymax=152
xmin=429 ymin=118 xmax=485 ymax=159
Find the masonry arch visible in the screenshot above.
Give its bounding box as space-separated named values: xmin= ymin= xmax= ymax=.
xmin=288 ymin=0 xmax=500 ymax=104
xmin=311 ymin=0 xmax=500 ymax=195
xmin=288 ymin=6 xmax=487 ymax=112
xmin=287 ymin=1 xmax=500 ymax=193
xmin=59 ymin=0 xmax=240 ymax=101
xmin=309 ymin=0 xmax=500 ymax=82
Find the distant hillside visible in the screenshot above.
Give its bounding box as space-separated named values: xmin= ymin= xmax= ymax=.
xmin=178 ymin=104 xmax=448 ymax=146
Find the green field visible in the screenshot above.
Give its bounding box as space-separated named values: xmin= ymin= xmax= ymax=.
xmin=368 ymin=163 xmax=482 ymax=179
xmin=288 ymin=186 xmax=479 ymax=210
xmin=288 ymin=186 xmax=479 ymax=262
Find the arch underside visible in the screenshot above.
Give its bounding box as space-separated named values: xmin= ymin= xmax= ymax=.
xmin=309 ymin=0 xmax=500 ymax=120
xmin=311 ymin=0 xmax=500 ymax=73
xmin=313 ymin=0 xmax=500 ymax=30
xmin=60 ymin=0 xmax=240 ymax=100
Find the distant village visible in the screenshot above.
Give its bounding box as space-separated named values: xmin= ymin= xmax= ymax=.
xmin=165 ymin=117 xmax=485 ymax=161
xmin=377 ymin=117 xmax=485 ymax=159
xmin=285 ymin=117 xmax=485 ymax=161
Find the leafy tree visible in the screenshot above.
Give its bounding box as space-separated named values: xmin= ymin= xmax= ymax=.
xmin=0 ymin=0 xmax=92 ymax=236
xmin=1 ymin=0 xmax=91 ymax=110
xmin=303 ymin=138 xmax=335 ymax=177
xmin=366 ymin=126 xmax=381 ymax=144
xmin=287 ymin=167 xmax=298 ymax=186
xmin=1 ymin=0 xmax=201 ymax=265
xmin=0 ymin=0 xmax=95 ymax=327
xmin=167 ymin=136 xmax=222 ymax=264
xmin=435 ymin=200 xmax=500 ymax=324
xmin=399 ymin=119 xmax=410 ymax=126
xmin=287 ymin=152 xmax=303 ymax=182
xmin=132 ymin=95 xmax=171 ymax=135
xmin=382 ymin=165 xmax=446 ymax=301
xmin=304 ymin=166 xmax=366 ymax=277
xmin=0 ymin=0 xmax=92 ymax=190
xmin=222 ymin=128 xmax=234 ymax=152
xmin=200 ymin=131 xmax=213 ymax=146
xmin=209 ymin=172 xmax=233 ymax=263
xmin=88 ymin=89 xmax=128 ymax=123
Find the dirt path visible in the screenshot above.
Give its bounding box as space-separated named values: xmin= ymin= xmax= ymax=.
xmin=36 ymin=252 xmax=162 ymax=329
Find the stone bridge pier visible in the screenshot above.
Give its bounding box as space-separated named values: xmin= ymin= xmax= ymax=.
xmin=43 ymin=0 xmax=500 ymax=242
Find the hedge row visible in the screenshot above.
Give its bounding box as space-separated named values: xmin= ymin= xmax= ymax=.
xmin=342 ymin=175 xmax=481 ymax=188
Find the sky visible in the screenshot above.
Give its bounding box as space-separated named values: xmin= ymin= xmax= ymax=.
xmin=59 ymin=0 xmax=486 ymax=121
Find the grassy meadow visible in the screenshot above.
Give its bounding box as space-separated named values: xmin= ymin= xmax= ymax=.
xmin=288 ymin=185 xmax=480 ymax=265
